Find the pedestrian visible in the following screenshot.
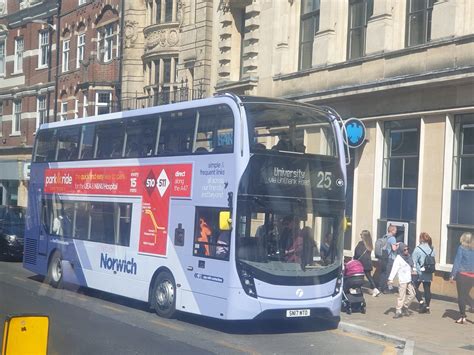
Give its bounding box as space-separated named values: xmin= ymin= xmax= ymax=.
xmin=354 ymin=230 xmax=380 ymax=297
xmin=449 ymin=232 xmax=474 ymax=324
xmin=388 ymin=243 xmax=416 ymax=319
xmin=412 ymin=232 xmax=435 ymax=314
xmin=377 ymin=225 xmax=399 ymax=294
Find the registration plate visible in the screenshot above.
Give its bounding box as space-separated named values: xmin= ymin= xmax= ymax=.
xmin=286 ymin=309 xmax=310 ymax=318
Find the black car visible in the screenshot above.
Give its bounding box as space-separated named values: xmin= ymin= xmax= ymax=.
xmin=0 ymin=206 xmax=26 ymax=260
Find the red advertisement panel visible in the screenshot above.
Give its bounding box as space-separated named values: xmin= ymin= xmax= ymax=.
xmin=44 ymin=164 xmax=193 ymax=256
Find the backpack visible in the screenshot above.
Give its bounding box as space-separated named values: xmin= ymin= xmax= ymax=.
xmin=418 ymin=246 xmax=436 ymax=273
xmin=374 ymin=235 xmax=388 ymax=259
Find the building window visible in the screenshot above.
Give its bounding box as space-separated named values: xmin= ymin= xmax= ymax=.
xmin=60 ymin=101 xmax=67 ymax=121
xmin=13 ymin=100 xmax=22 ymax=134
xmin=406 ymin=0 xmax=436 ymax=47
xmin=381 ymin=120 xmax=420 ymax=222
xmin=78 ymin=0 xmax=87 ymax=5
xmin=14 ymin=37 xmax=24 ymax=73
xmin=74 ymin=99 xmax=79 ymax=119
xmin=155 ymin=0 xmax=174 ymax=24
xmin=98 ymin=24 xmax=115 ymax=63
xmin=37 ymin=96 xmax=47 ymax=130
xmin=299 ymin=0 xmax=320 ymax=70
xmin=95 ymin=92 xmax=112 ymax=115
xmin=39 ymin=31 xmax=49 ymax=68
xmin=83 ymin=95 xmax=88 ymax=117
xmin=0 ymin=39 xmax=5 ymax=76
xmin=149 ymin=57 xmax=178 ymax=105
xmin=347 ymin=0 xmax=373 ymax=60
xmin=447 ymin=114 xmax=474 ymax=264
xmin=77 ymin=34 xmax=85 ymax=69
xmin=62 ymin=40 xmax=70 ymax=72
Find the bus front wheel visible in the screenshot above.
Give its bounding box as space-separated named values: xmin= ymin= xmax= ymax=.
xmin=151 ymin=271 xmax=176 ymax=318
xmin=47 ymin=251 xmax=63 ymax=288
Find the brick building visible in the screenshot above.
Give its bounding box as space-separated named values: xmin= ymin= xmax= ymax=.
xmin=0 ymin=0 xmax=57 ymax=206
xmin=58 ymin=0 xmax=121 ymax=120
xmin=0 ymin=0 xmax=122 ymax=207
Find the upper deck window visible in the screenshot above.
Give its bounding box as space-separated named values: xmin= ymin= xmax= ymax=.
xmin=245 ymin=102 xmax=336 ymax=157
xmin=32 ymin=104 xmax=235 ymax=163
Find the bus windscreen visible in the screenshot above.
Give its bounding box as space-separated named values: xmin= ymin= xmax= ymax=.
xmin=244 ymin=102 xmax=337 ymax=156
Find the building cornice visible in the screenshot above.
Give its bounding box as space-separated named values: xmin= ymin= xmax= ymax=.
xmin=282 ymin=66 xmax=474 ymax=103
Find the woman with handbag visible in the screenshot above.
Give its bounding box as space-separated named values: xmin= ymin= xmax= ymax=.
xmin=354 ymin=230 xmax=379 ymax=297
xmin=412 ymin=232 xmax=435 ymax=314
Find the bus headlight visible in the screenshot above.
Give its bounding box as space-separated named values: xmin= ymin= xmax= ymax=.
xmin=6 ymin=235 xmax=17 ymax=243
xmin=332 ymin=272 xmax=343 ymax=297
xmin=237 ymin=263 xmax=257 ymax=298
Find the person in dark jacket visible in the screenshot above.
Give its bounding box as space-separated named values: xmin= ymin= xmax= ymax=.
xmin=354 ymin=230 xmax=379 ymax=296
xmin=450 ymin=232 xmax=474 ymax=324
xmin=412 ymin=232 xmax=435 ymax=313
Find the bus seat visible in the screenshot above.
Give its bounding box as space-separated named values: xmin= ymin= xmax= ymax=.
xmin=195 ymin=147 xmax=208 ymax=153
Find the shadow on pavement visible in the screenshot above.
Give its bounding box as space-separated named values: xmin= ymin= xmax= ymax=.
xmin=26 ymin=275 xmax=339 ymax=334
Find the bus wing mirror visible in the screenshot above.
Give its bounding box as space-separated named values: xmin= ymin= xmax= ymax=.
xmin=219 ymin=211 xmax=232 ymax=231
xmin=2 ymin=315 xmax=49 ymax=355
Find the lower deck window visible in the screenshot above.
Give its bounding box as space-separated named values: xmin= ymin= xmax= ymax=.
xmin=42 ymin=197 xmax=132 ymax=246
xmin=193 ymin=207 xmax=230 ymax=260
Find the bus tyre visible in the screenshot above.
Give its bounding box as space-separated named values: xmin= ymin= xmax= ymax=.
xmin=152 ymin=271 xmax=176 ymax=319
xmin=47 ymin=251 xmax=63 ymax=288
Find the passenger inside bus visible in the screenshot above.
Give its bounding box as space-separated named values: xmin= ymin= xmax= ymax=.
xmin=216 ymin=231 xmax=230 ymax=259
xmin=196 ymin=217 xmax=212 ymax=256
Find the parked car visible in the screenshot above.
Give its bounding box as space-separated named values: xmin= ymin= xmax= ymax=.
xmin=0 ymin=206 xmax=26 ymax=260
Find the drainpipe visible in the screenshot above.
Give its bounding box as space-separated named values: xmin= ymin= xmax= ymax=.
xmin=116 ymin=0 xmax=125 ymax=112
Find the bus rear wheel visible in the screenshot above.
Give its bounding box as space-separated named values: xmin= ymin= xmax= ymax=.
xmin=151 ymin=271 xmax=176 ymax=319
xmin=47 ymin=251 xmax=63 ymax=288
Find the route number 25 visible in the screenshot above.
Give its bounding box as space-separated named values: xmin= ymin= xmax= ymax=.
xmin=316 ymin=171 xmax=332 ymax=189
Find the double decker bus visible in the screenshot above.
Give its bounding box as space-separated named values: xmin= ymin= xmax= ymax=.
xmin=24 ymin=94 xmax=346 ymax=322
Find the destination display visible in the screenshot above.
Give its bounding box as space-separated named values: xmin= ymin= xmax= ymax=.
xmin=238 ymin=155 xmax=345 ymax=201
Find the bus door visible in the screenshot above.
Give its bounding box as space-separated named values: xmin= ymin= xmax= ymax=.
xmin=169 ymin=202 xmax=230 ymax=317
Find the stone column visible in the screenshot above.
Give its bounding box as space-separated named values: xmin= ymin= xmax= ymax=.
xmin=431 ymin=0 xmax=457 ymax=40
xmin=366 ymin=0 xmax=393 ymax=54
xmin=312 ymin=0 xmax=336 ymax=66
xmin=172 ymin=0 xmax=177 ymax=22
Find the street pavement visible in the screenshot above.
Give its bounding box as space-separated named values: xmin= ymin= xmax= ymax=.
xmin=341 ymin=287 xmax=474 ymax=354
xmin=0 ymin=261 xmax=396 ymax=354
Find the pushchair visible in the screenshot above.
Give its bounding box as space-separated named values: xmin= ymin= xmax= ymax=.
xmin=342 ymin=259 xmax=367 ymax=314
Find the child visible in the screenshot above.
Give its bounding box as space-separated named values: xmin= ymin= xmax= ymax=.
xmin=388 ymin=243 xmax=416 ymax=319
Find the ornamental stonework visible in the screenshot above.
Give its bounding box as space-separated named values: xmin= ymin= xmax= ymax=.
xmin=145 ymin=28 xmax=180 ymax=52
xmin=125 ymin=20 xmax=138 ymax=48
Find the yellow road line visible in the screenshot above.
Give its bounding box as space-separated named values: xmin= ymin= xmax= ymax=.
xmin=149 ymin=318 xmax=185 ymax=332
xmin=213 ymin=339 xmax=260 ymax=355
xmin=331 ymin=329 xmax=397 ymax=355
xmin=100 ymin=303 xmax=126 ymax=313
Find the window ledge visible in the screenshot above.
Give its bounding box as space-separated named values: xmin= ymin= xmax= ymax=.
xmin=11 ymin=71 xmax=24 ymax=76
xmin=36 ymin=66 xmax=48 ymax=71
xmin=10 ymin=132 xmax=21 ymax=137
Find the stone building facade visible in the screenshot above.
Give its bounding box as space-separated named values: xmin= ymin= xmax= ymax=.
xmin=121 ymin=0 xmax=214 ymax=108
xmin=213 ymin=0 xmax=474 ymax=297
